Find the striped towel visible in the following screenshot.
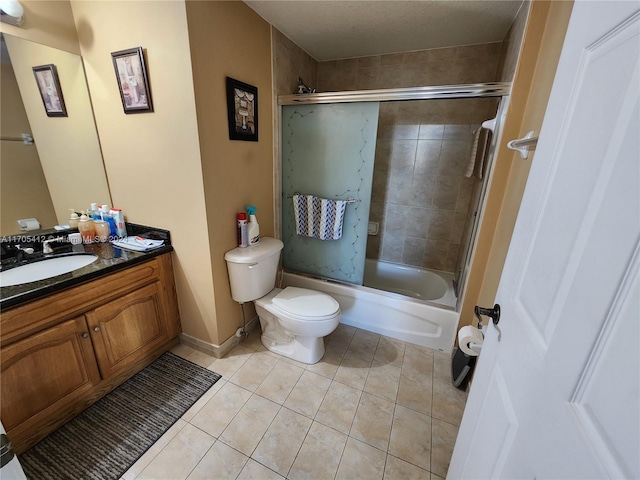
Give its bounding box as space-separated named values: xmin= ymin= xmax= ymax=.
xmin=465 ymin=128 xmax=491 ymax=179
xmin=293 ymin=194 xmax=347 ymax=240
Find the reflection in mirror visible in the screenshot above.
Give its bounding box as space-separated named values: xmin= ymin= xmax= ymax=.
xmin=0 ymin=33 xmax=111 ymax=236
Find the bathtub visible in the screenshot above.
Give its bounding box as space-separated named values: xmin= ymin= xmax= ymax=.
xmin=281 ymin=260 xmax=459 ymax=352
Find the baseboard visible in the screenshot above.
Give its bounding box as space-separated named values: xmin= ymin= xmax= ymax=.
xmin=179 ymin=315 xmax=259 ymax=359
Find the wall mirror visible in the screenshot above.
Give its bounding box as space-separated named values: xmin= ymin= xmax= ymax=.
xmin=0 ymin=33 xmax=111 ymax=237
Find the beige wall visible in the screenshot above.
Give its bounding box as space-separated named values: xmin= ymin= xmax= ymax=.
xmin=0 ymin=61 xmax=56 ymax=235
xmin=0 ymin=0 xmax=80 ymax=54
xmin=186 ymin=1 xmax=274 ymax=344
xmin=459 ymin=0 xmax=573 ymax=328
xmin=272 ymin=28 xmax=317 ymax=97
xmin=69 ymin=1 xmax=218 ymax=344
xmin=5 ymin=35 xmax=111 ymax=226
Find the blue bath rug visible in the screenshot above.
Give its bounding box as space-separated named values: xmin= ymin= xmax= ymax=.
xmin=19 ymin=351 xmax=221 ymax=480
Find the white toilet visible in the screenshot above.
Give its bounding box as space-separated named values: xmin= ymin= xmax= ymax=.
xmin=224 ymin=237 xmax=341 ymax=364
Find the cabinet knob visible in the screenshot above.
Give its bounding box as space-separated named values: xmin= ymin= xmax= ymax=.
xmin=81 ymin=332 xmax=90 ymax=339
xmin=93 ymin=326 xmax=101 ymax=333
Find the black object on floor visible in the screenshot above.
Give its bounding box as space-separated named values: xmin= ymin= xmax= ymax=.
xmin=451 ymin=346 xmax=477 ymax=390
xmin=19 ymin=351 xmax=221 ymax=480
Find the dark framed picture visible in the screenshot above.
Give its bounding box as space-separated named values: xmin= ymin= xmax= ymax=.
xmin=226 ymin=77 xmax=258 ymax=141
xmin=111 ymin=47 xmax=153 ymax=114
xmin=32 ymin=64 xmax=67 ymax=117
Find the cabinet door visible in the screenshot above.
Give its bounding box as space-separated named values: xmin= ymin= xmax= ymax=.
xmin=86 ymin=282 xmax=170 ymax=378
xmin=0 ymin=316 xmax=100 ymax=433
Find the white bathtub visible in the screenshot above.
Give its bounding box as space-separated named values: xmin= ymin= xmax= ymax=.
xmin=282 ymin=260 xmax=459 ymax=352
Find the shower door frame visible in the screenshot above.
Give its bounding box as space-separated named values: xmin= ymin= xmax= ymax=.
xmin=274 ymin=82 xmax=512 ymax=308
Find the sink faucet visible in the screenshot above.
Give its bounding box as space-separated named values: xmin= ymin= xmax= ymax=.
xmin=43 ymin=237 xmax=64 ymax=254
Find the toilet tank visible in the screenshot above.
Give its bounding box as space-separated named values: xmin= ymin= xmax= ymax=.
xmin=224 ymin=237 xmax=284 ymax=303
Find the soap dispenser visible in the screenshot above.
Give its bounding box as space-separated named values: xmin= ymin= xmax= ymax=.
xmin=246 ymin=205 xmax=260 ymax=245
xmin=77 ymin=212 xmax=95 ymax=243
xmin=68 ymin=209 xmax=79 ymax=228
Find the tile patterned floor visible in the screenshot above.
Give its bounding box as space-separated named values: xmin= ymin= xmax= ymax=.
xmin=121 ymin=325 xmax=467 ymax=480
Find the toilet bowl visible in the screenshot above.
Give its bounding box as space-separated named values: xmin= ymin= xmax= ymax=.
xmin=255 ymin=287 xmax=341 ymax=364
xmin=224 ymin=237 xmax=342 ymax=364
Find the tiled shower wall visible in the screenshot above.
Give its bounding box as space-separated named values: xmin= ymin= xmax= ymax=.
xmin=316 ymin=44 xmax=503 ymax=272
xmin=272 ymin=35 xmax=505 ymax=272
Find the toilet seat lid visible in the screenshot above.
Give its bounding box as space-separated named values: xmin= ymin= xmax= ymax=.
xmin=273 ymin=287 xmax=339 ymax=318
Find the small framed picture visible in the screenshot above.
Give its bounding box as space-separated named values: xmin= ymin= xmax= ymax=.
xmin=32 ymin=64 xmax=67 ymax=117
xmin=111 ymin=47 xmax=153 ymax=114
xmin=226 ymin=77 xmax=258 ymax=141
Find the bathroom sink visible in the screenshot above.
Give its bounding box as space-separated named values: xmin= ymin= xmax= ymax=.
xmin=0 ymin=254 xmax=98 ymax=287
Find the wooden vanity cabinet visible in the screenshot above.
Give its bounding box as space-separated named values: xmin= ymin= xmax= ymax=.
xmin=0 ymin=253 xmax=180 ymax=454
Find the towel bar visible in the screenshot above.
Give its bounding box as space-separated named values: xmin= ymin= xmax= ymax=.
xmin=286 ymin=193 xmax=359 ymax=204
xmin=507 ymin=131 xmax=538 ymax=159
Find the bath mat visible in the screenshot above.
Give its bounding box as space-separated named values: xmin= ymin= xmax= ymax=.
xmin=19 ymin=351 xmax=221 ymax=480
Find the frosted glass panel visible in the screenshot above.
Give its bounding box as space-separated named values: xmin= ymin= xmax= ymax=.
xmin=282 ymin=102 xmax=379 ymax=284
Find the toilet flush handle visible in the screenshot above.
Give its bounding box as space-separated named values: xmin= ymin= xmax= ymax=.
xmin=247 ymin=263 xmax=259 ymax=269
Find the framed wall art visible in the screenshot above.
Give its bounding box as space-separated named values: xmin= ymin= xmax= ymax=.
xmin=32 ymin=64 xmax=67 ymax=117
xmin=226 ymin=77 xmax=258 ymax=141
xmin=111 ymin=47 xmax=153 ymax=114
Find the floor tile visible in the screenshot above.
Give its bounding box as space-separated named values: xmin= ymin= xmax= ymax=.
xmin=325 ymin=323 xmax=357 ymax=352
xmin=383 ymin=454 xmax=430 ymax=479
xmin=284 ymin=370 xmax=331 ymax=418
xmin=431 ymin=418 xmax=459 ymax=478
xmin=347 ymin=329 xmax=381 ymax=360
xmin=374 ymin=336 xmax=406 ymax=367
xmin=335 ymin=437 xmax=386 ymax=480
xmin=137 ymin=423 xmax=215 ymax=480
xmin=251 ymin=407 xmax=312 ymax=476
xmin=315 ymin=381 xmax=362 ymax=434
xmin=350 ymin=392 xmax=395 ymax=451
xmin=306 ymin=347 xmax=343 ymax=379
xmin=170 ymin=343 xmax=196 ymax=359
xmin=402 ymin=344 xmax=434 ymax=377
xmin=334 ymin=351 xmax=372 ymax=390
xmin=396 ymin=371 xmax=432 ymax=416
xmin=219 ymin=394 xmax=280 ymax=456
xmin=237 ymin=458 xmax=285 ymax=479
xmin=255 ymin=360 xmax=304 ymax=404
xmin=186 ymin=440 xmax=248 ymax=479
xmin=240 ymin=329 xmax=264 ymax=351
xmin=364 ymin=360 xmax=401 ymax=402
xmin=433 ymin=350 xmax=453 ymax=381
xmin=288 ymin=421 xmax=347 ymax=480
xmin=190 ymin=382 xmax=252 ymax=438
xmin=228 ymin=352 xmax=279 ymax=391
xmin=181 ymin=378 xmax=226 ymax=422
xmin=121 ymin=419 xmax=187 ymax=480
xmin=208 ymin=345 xmax=254 ymax=378
xmin=388 ymin=404 xmax=431 ymax=471
xmin=186 ymin=349 xmax=217 ymax=368
xmin=431 ymin=377 xmax=467 ymax=426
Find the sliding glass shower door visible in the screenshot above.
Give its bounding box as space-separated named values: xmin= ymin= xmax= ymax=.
xmin=281 ymin=102 xmax=379 ymax=284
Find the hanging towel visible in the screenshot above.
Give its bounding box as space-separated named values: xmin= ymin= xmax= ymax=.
xmin=293 ymin=194 xmax=347 ymax=240
xmin=465 ymin=128 xmax=491 ymax=179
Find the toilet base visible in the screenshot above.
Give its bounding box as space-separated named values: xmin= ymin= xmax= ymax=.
xmin=260 ymin=331 xmax=326 ymax=364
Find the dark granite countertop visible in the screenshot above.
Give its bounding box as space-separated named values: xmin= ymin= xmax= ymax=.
xmin=0 ymin=224 xmax=173 ymax=310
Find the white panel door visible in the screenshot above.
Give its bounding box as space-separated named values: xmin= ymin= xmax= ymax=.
xmin=448 ymin=2 xmax=640 ymax=478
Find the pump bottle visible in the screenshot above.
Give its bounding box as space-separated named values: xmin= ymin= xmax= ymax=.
xmin=246 ymin=206 xmax=260 ymax=245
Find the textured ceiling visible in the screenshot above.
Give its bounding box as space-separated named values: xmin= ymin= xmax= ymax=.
xmin=245 ymin=0 xmax=525 ymax=61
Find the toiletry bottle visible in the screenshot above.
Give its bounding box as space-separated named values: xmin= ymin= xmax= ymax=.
xmin=110 ymin=208 xmax=127 ymax=238
xmin=237 ymin=212 xmax=248 ymax=247
xmin=88 ymin=203 xmax=100 ymax=220
xmin=246 ymin=206 xmax=260 ymax=245
xmin=68 ymin=209 xmax=79 ymax=228
xmin=93 ymin=219 xmax=109 ymax=242
xmin=100 ymin=205 xmax=117 ymax=237
xmin=78 ymin=212 xmax=95 ymax=243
